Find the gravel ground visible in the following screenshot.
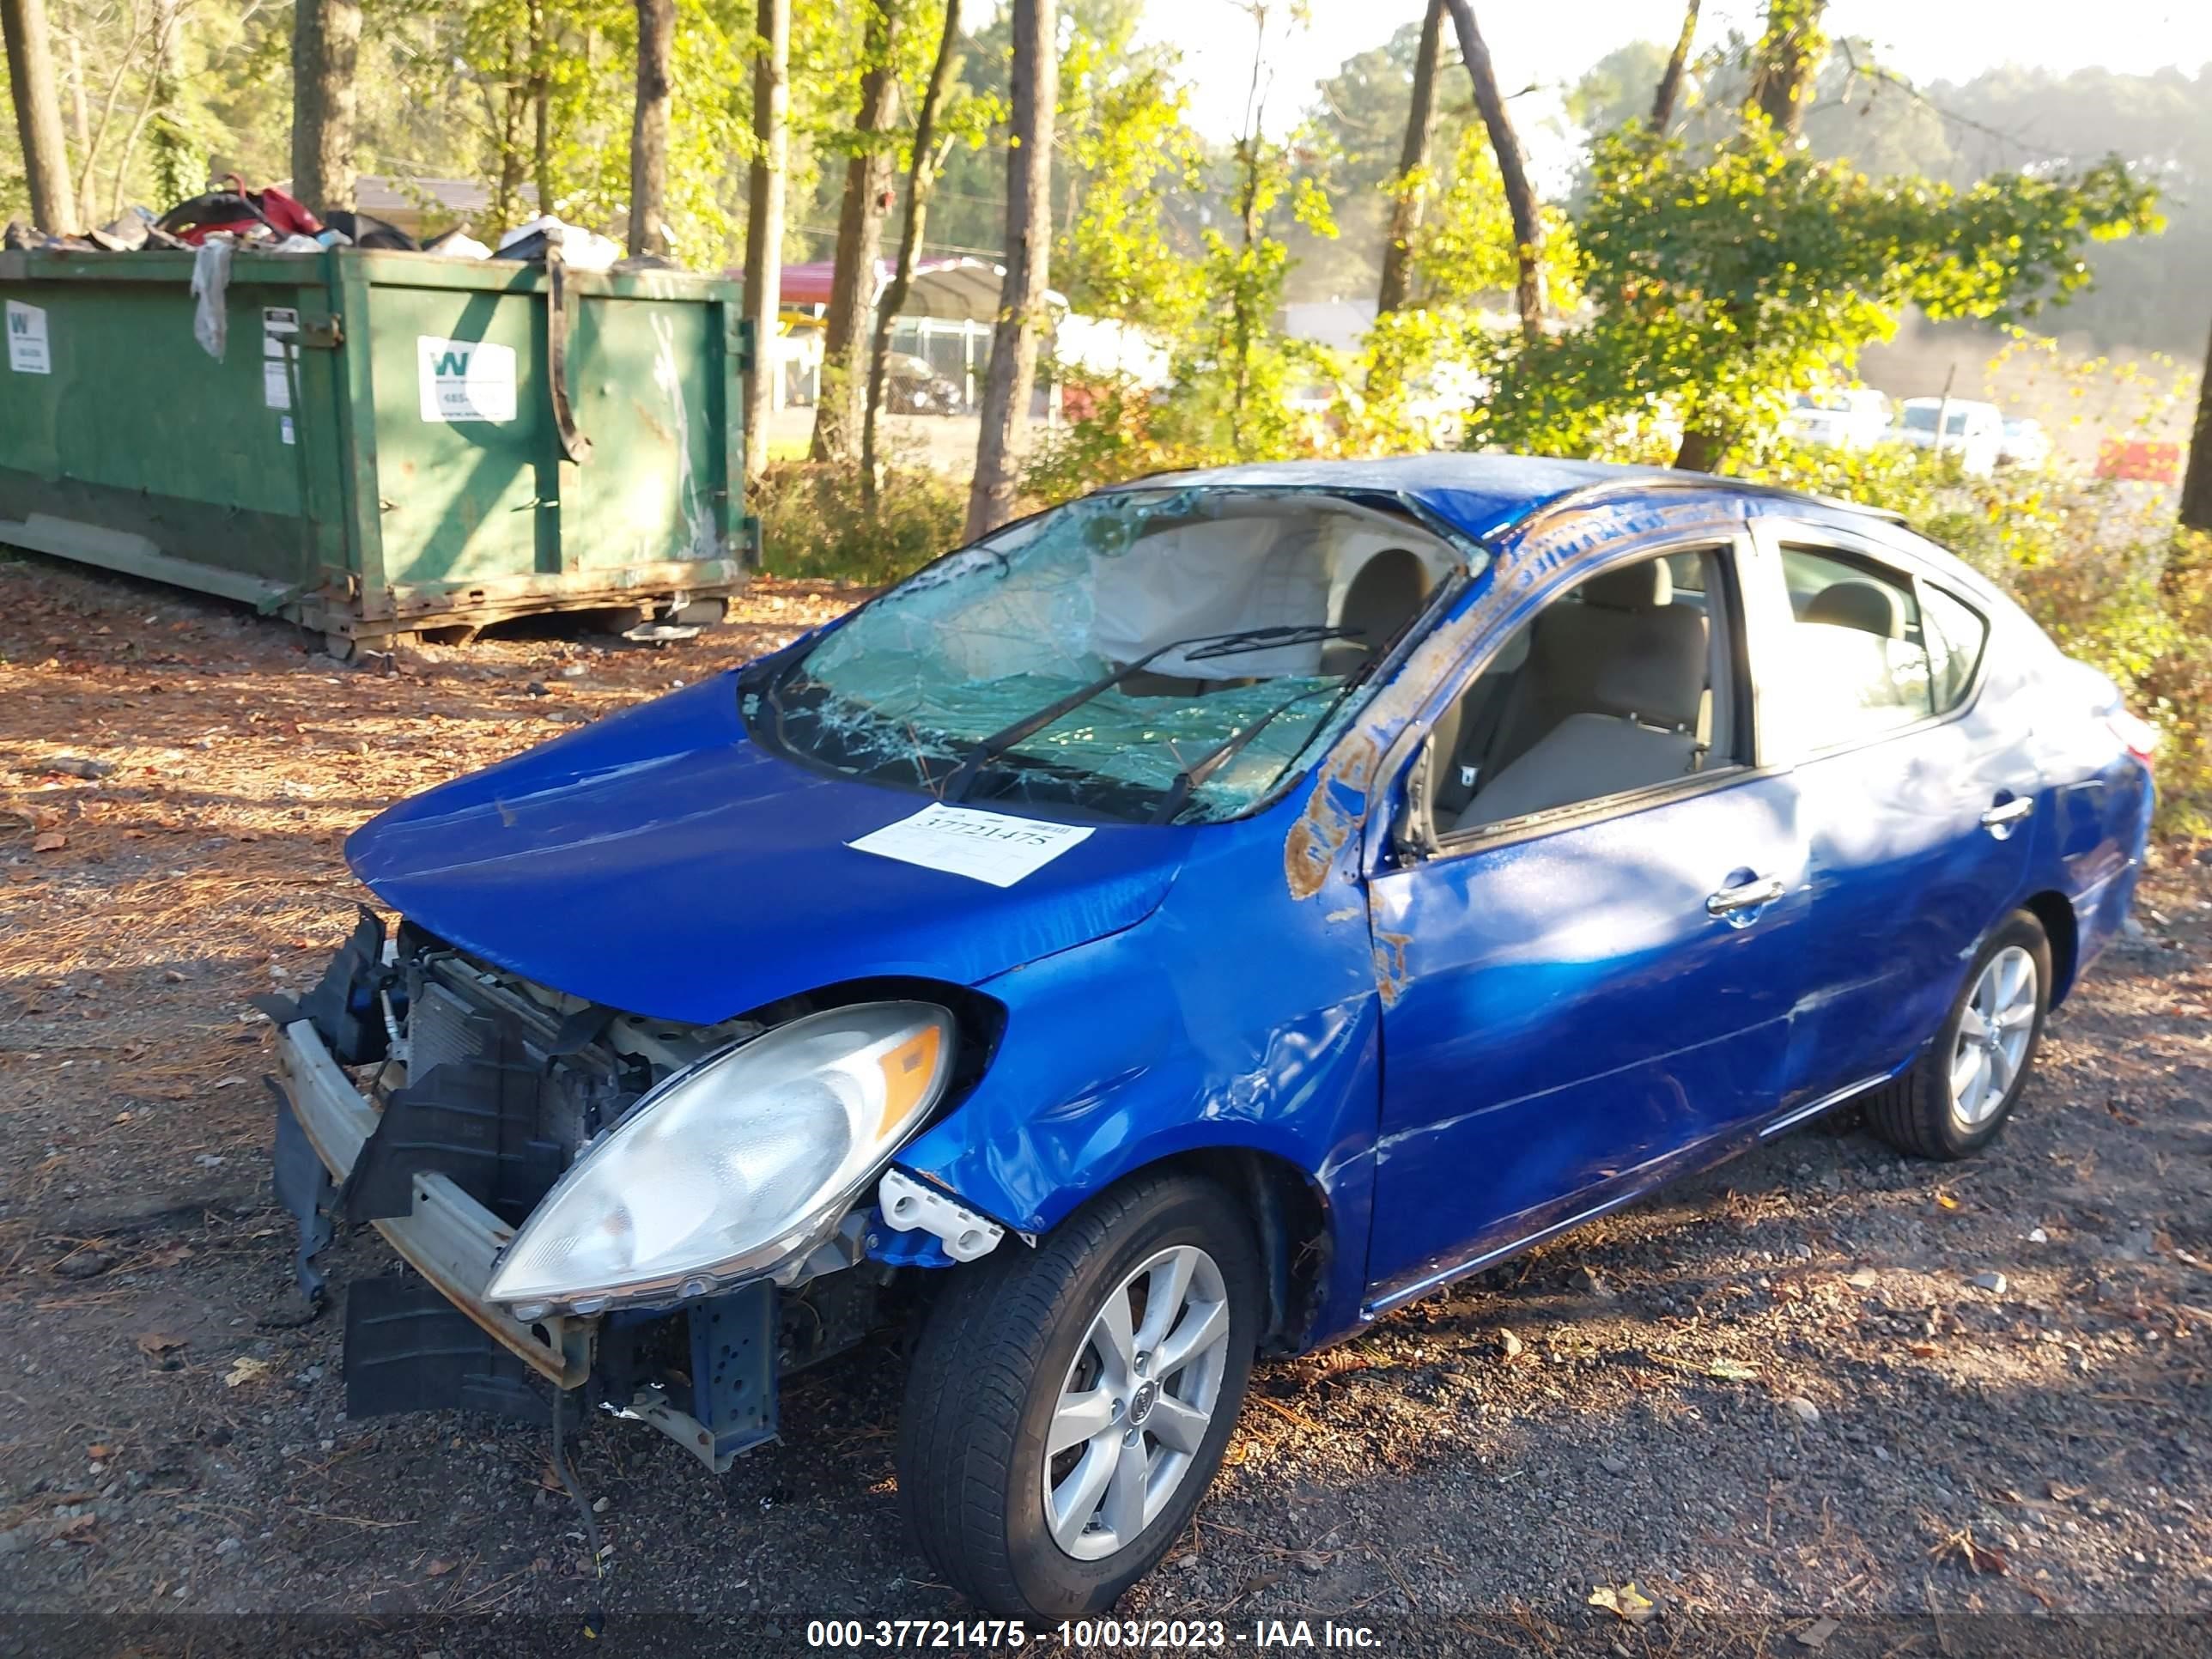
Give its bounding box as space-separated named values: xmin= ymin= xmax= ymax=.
xmin=2 ymin=549 xmax=2209 ymax=1658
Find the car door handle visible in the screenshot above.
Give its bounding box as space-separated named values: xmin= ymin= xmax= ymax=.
xmin=1705 ymin=874 xmax=1786 ymax=916
xmin=1980 ymin=796 xmax=2033 ymax=830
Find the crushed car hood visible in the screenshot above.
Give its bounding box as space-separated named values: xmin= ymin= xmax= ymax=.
xmin=344 ymin=676 xmax=1191 ymax=1024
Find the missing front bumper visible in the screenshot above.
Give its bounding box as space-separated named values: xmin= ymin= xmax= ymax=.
xmin=274 ymin=1017 xmax=592 ymax=1387
xmin=271 ymin=1012 xmax=794 ymax=1472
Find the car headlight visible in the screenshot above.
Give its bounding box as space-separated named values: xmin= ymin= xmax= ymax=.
xmin=485 ymin=1001 xmax=956 ymax=1314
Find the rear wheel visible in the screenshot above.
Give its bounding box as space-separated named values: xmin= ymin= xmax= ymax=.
xmin=897 ymin=1172 xmax=1259 ymax=1618
xmin=1864 ymin=909 xmax=2051 ymax=1159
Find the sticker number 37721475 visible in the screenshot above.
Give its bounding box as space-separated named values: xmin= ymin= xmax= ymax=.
xmin=848 ymin=804 xmax=1094 ymax=888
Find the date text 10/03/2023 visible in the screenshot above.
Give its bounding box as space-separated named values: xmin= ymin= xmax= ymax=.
xmin=804 ymin=1619 xmax=1385 ymax=1650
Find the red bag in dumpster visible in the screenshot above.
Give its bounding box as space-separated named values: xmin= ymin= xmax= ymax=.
xmin=254 ymin=187 xmax=325 ymax=239
xmin=156 ymin=179 xmax=325 ymax=246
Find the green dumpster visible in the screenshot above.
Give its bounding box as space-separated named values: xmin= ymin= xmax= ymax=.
xmin=0 ymin=246 xmax=753 ymax=649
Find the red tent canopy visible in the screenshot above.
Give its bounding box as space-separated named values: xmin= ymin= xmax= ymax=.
xmin=728 ymin=257 xmax=1061 ymax=322
xmin=773 ymin=259 xmax=846 ymax=307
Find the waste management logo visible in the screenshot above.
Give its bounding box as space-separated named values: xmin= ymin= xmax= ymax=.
xmin=7 ymin=301 xmax=52 ymax=374
xmin=416 ymin=336 xmax=517 ymax=423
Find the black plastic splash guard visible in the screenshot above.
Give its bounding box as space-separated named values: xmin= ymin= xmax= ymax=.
xmin=343 ymin=1273 xmax=573 ymax=1425
xmin=269 ymin=1080 xmax=335 ymax=1304
xmin=253 ymin=906 xmax=391 ymax=1066
xmin=338 ymin=1011 xmax=565 ymax=1226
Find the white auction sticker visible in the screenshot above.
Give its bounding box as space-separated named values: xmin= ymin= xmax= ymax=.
xmin=416 ymin=335 xmax=517 ymax=422
xmin=6 ymin=301 xmax=52 ymax=374
xmin=848 ymin=803 xmax=1094 ymax=888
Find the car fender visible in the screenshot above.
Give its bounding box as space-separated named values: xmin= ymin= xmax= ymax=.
xmin=890 ymin=797 xmax=1386 ymax=1349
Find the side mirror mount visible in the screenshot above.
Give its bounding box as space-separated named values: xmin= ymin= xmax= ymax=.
xmin=1393 ymin=737 xmax=1441 ymax=863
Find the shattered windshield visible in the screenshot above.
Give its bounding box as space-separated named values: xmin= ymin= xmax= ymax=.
xmin=744 ymin=487 xmax=1474 ymax=825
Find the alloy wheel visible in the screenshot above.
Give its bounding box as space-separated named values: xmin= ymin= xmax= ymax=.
xmin=1042 ymin=1244 xmax=1232 ymax=1561
xmin=1949 ymin=945 xmax=2038 ymax=1127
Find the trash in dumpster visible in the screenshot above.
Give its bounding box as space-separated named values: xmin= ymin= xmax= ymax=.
xmin=188 ymin=239 xmax=234 ymax=360
xmin=495 ymin=215 xmax=623 ymax=271
xmin=422 ymin=226 xmax=492 ymax=260
xmin=157 ymin=177 xmax=325 ymax=246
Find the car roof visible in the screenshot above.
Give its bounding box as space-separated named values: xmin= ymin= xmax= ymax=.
xmin=1099 ymin=453 xmax=1897 ymax=544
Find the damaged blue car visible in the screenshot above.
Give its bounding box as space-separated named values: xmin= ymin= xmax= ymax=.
xmin=268 ymin=456 xmax=2154 ymax=1619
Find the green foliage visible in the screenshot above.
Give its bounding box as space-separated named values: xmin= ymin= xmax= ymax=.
xmin=1056 ymin=66 xmax=1204 ymax=331
xmin=1400 ymin=126 xmax=1578 ymax=312
xmin=1565 ymin=40 xmax=1670 ymax=138
xmin=1028 ymin=123 xmax=1340 ymax=501
xmin=1030 ymin=14 xmax=1345 ymax=502
xmin=1808 ymin=64 xmax=2212 ymax=356
xmin=420 ymin=0 xmax=752 ymax=260
xmin=1276 ymin=13 xmax=1480 ymax=305
xmin=1471 ymin=125 xmax=2162 ymax=466
xmin=751 ymin=459 xmax=967 ymax=583
xmin=1334 ymin=301 xmax=1492 ymax=454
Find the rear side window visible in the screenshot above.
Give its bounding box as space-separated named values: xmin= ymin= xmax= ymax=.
xmin=1923 ymin=585 xmax=1990 ymax=712
xmin=1770 ymin=548 xmax=1934 ymax=750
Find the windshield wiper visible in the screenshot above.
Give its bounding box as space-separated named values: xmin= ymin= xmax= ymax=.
xmin=1146 ymin=681 xmax=1347 ymax=824
xmin=939 ymin=623 xmax=1361 ymax=804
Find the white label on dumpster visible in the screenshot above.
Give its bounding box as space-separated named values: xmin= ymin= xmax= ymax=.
xmin=416 ymin=336 xmax=516 ymax=422
xmin=264 ymin=312 xmax=298 ymax=409
xmin=848 ymin=803 xmax=1094 ymax=888
xmin=6 ymin=301 xmax=51 ymax=374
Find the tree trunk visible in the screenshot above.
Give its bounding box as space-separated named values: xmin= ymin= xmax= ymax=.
xmin=629 ymin=0 xmax=675 ymax=256
xmin=2181 ymin=318 xmax=2212 ymax=535
xmin=64 ymin=30 xmax=94 ymax=228
xmin=810 ymin=0 xmax=902 ymax=464
xmin=964 ymin=0 xmax=1056 ymax=539
xmin=1747 ymin=0 xmax=1826 ymax=140
xmin=3 ymin=0 xmax=78 ymax=231
xmin=148 ymin=0 xmax=191 ymax=210
xmin=862 ymin=0 xmax=963 ymax=512
xmin=530 ymin=0 xmax=553 ymax=216
xmin=1650 ymin=0 xmax=1699 ymax=133
xmin=1375 ymin=0 xmax=1444 ymax=319
xmin=742 ymin=0 xmax=791 ymax=484
xmin=1440 ymin=0 xmax=1540 ymax=343
xmin=1672 ymin=426 xmax=1725 ymax=473
xmin=289 ymin=0 xmax=361 ymax=214
xmin=491 ymin=61 xmax=528 ymax=234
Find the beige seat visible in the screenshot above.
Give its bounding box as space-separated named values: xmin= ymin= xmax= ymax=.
xmin=1453 ymin=560 xmax=1711 ymax=830
xmin=1803 ymin=579 xmax=1905 ymax=638
xmin=1322 ymin=549 xmax=1431 ymax=678
xmin=1478 ymin=560 xmax=1708 ymax=778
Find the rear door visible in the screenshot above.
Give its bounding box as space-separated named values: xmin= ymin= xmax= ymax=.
xmin=1741 ymin=520 xmax=2036 ymax=1105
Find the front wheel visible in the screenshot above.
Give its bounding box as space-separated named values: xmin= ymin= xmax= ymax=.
xmin=896 ymin=1172 xmax=1260 ymax=1618
xmin=1864 ymin=908 xmax=2052 ymax=1159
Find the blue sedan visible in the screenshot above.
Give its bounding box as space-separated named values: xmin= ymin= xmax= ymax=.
xmin=268 ymin=457 xmax=2154 ymax=1619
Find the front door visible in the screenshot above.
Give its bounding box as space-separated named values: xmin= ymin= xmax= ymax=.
xmin=1363 ymin=541 xmax=1819 ymax=1311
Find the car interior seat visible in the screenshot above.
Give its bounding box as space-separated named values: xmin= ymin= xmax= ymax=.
xmin=1452 ymin=559 xmax=1713 ymax=830
xmin=1322 ymin=549 xmax=1432 ymax=678
xmin=1802 ymin=579 xmax=1905 ymax=638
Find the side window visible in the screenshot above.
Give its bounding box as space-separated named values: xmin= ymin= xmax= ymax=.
xmin=1923 ymin=584 xmax=1990 ymax=713
xmin=1770 ymin=547 xmax=1935 ymax=750
xmin=1432 ymin=548 xmax=1741 ymax=836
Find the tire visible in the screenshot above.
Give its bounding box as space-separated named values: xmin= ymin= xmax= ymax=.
xmin=1863 ymin=908 xmax=2052 ymax=1160
xmin=897 ymin=1171 xmax=1261 ymax=1619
